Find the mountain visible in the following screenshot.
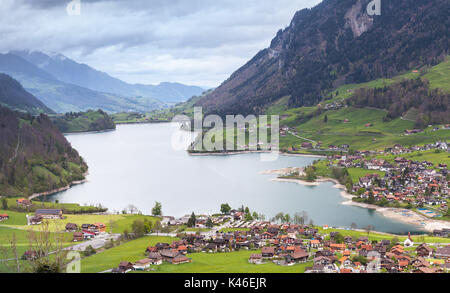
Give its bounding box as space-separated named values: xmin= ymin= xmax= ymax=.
xmin=0 ymin=53 xmax=165 ymax=113
xmin=0 ymin=74 xmax=54 ymax=115
xmin=196 ymin=0 xmax=449 ymax=115
xmin=0 ymin=106 xmax=88 ymax=196
xmin=11 ymin=50 xmax=205 ymax=104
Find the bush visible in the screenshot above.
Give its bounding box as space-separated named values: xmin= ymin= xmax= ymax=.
xmin=83 ymin=245 xmax=96 ymax=257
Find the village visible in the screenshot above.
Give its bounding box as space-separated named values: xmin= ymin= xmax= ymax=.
xmin=2 ymin=193 xmax=450 ymax=274
xmin=327 ymin=143 xmax=449 ymax=222
xmin=1 ymin=140 xmax=449 ymax=274
xmin=108 ymin=209 xmax=450 ymax=274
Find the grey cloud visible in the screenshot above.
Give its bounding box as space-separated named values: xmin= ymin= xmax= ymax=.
xmin=1 ymin=0 xmax=321 ymax=87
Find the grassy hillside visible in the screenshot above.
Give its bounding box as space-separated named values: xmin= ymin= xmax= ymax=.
xmin=277 ymin=58 xmax=450 ymax=151
xmin=0 ymin=74 xmax=54 ymax=115
xmin=324 ymin=57 xmax=450 ymax=104
xmin=0 ymin=107 xmax=88 ymax=196
xmin=50 ymin=110 xmax=116 ymax=133
xmin=150 ymin=59 xmax=450 ymax=152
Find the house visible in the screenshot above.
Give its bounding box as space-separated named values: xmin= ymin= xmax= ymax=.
xmin=413 ymin=267 xmax=437 ymax=274
xmin=133 ymin=258 xmax=152 ymax=270
xmin=160 ymin=249 xmax=181 ymax=262
xmin=314 ymin=256 xmax=334 ymax=265
xmin=330 ymin=243 xmax=346 ymax=251
xmin=35 ymin=209 xmax=63 ymax=219
xmin=339 ymin=257 xmax=352 ymax=267
xmin=248 ymin=254 xmax=263 ymax=264
xmin=73 ymin=232 xmax=84 ymax=242
xmin=28 ymin=215 xmax=43 ymax=225
xmin=204 ymin=243 xmax=218 ymax=253
xmin=94 ymin=223 xmax=106 ymax=233
xmin=112 ymin=261 xmax=134 ymax=273
xmin=286 ymin=249 xmax=309 ymax=263
xmin=177 ymin=245 xmax=188 ymax=254
xmin=65 ymin=223 xmax=78 ymax=232
xmin=16 ymin=198 xmax=32 ymax=207
xmin=147 ymin=252 xmax=163 ymax=265
xmin=82 ymin=230 xmax=96 ymax=239
xmin=82 ymin=224 xmax=99 ymax=234
xmin=146 ymin=246 xmax=158 ymax=254
xmin=22 ymin=250 xmax=39 ymax=260
xmin=261 ymin=232 xmax=274 ymax=240
xmin=233 ymin=212 xmax=244 ymax=221
xmin=267 ymin=225 xmax=280 ymax=235
xmin=411 ymin=257 xmax=431 ymax=268
xmin=415 ymin=243 xmax=434 ymax=257
xmin=433 ymin=230 xmax=449 ymax=238
xmin=156 ymin=242 xmax=171 ymax=251
xmin=261 ymin=247 xmax=275 ymax=258
xmin=435 ymin=246 xmax=450 ymax=259
xmin=309 ymin=240 xmax=321 ymax=248
xmin=172 ymin=255 xmax=192 ymax=265
xmin=0 ymin=214 xmax=9 ymax=221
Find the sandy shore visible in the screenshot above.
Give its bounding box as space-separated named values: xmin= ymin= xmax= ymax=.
xmin=259 ymin=167 xmax=304 ymax=176
xmin=271 ymin=175 xmax=450 ymax=233
xmin=342 ymin=201 xmax=450 ymax=232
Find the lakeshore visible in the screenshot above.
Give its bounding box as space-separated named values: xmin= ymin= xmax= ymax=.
xmin=28 ymin=172 xmax=89 ymax=201
xmin=48 ymin=123 xmax=422 ymax=234
xmin=189 ymin=150 xmax=325 ymax=158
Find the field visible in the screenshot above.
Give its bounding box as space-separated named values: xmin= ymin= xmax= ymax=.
xmin=347 ymin=168 xmax=386 ymax=182
xmin=274 ymin=58 xmax=450 ymax=151
xmin=80 ymin=236 xmax=177 ymax=273
xmin=80 ymin=236 xmax=312 ymax=273
xmin=316 ymin=227 xmax=450 ymax=244
xmin=373 ymin=150 xmax=450 ymax=167
xmin=111 ymin=112 xmax=170 ymax=124
xmin=324 ymin=56 xmax=449 ymax=105
xmin=0 ymin=225 xmax=75 ymax=273
xmin=11 ymin=213 xmax=161 ymax=233
xmin=0 ymin=207 xmax=160 ymax=234
xmin=280 ymin=107 xmax=449 ymax=151
xmin=2 ymin=197 xmax=106 ymax=214
xmin=152 ymin=251 xmax=312 ymax=274
xmin=80 ymin=227 xmax=450 ymax=273
xmin=0 ymin=209 xmax=28 ymax=225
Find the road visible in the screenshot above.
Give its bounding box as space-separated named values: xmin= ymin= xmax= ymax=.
xmin=67 ymin=233 xmax=121 ymax=251
xmin=287 ymin=130 xmax=317 ymax=144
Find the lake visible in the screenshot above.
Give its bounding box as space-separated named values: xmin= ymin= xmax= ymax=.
xmin=50 ymin=123 xmax=422 ymax=234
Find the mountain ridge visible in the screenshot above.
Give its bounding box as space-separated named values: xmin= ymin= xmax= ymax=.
xmin=10 ymin=50 xmax=205 ymax=105
xmin=0 ymin=73 xmax=54 ymax=115
xmin=196 ymin=0 xmax=449 ymax=115
xmin=0 ymin=106 xmax=88 ymax=196
xmin=0 ymin=53 xmax=165 ymax=113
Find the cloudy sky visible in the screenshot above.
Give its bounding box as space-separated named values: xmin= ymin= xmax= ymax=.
xmin=0 ymin=0 xmax=320 ymax=87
